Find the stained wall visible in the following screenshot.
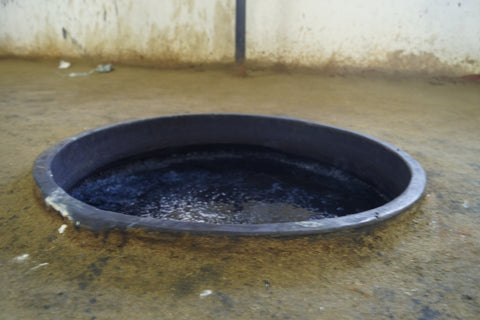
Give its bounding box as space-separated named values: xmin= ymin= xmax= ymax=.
xmin=1 ymin=0 xmax=479 ymax=74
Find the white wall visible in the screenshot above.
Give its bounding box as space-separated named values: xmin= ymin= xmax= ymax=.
xmin=0 ymin=0 xmax=235 ymax=64
xmin=248 ymin=0 xmax=480 ymax=74
xmin=1 ymin=0 xmax=479 ymax=74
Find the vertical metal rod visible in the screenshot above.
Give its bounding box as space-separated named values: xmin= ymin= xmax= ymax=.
xmin=235 ymin=0 xmax=246 ymax=67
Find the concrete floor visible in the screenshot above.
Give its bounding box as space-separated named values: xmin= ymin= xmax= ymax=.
xmin=0 ymin=58 xmax=479 ymax=319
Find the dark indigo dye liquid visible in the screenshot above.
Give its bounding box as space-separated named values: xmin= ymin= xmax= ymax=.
xmin=70 ymin=145 xmax=390 ymax=224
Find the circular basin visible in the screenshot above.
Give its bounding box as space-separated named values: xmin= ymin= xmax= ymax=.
xmin=33 ymin=114 xmax=426 ymax=236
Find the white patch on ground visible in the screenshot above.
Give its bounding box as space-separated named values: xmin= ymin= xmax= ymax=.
xmin=199 ymin=290 xmax=213 ymax=298
xmin=58 ymin=224 xmax=67 ymax=234
xmin=29 ymin=263 xmax=49 ymax=271
xmin=58 ymin=60 xmax=71 ymax=69
xmin=12 ymin=254 xmax=29 ymax=262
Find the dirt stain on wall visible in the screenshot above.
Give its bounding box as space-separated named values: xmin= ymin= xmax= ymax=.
xmin=0 ymin=1 xmax=478 ymax=74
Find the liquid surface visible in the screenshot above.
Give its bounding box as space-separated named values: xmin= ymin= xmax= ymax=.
xmin=70 ymin=145 xmax=389 ymax=223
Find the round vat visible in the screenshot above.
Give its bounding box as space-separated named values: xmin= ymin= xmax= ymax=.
xmin=33 ymin=114 xmax=426 ymax=236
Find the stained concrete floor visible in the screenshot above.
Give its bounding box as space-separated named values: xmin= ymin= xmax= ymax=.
xmin=0 ymin=58 xmax=479 ymax=320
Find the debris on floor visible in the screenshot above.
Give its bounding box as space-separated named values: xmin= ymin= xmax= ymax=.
xmin=11 ymin=253 xmax=30 ymax=262
xmin=96 ymin=64 xmax=114 ymax=73
xmin=199 ymin=290 xmax=213 ymax=298
xmin=58 ymin=224 xmax=67 ymax=234
xmin=58 ymin=60 xmax=71 ymax=69
xmin=57 ymin=63 xmax=114 ymax=77
xmin=29 ymin=263 xmax=49 ymax=272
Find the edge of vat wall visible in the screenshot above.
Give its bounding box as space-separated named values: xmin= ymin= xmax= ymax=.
xmin=1 ymin=0 xmax=479 ymax=76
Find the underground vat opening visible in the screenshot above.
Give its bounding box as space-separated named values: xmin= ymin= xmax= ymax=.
xmin=33 ymin=114 xmax=426 ymax=236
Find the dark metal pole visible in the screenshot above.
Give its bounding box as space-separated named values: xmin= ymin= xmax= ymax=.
xmin=235 ymin=0 xmax=246 ymax=68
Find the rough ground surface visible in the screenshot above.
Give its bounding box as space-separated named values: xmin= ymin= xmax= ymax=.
xmin=0 ymin=59 xmax=479 ymax=319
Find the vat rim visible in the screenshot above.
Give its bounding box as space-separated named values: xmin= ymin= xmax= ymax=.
xmin=32 ymin=113 xmax=426 ymax=237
